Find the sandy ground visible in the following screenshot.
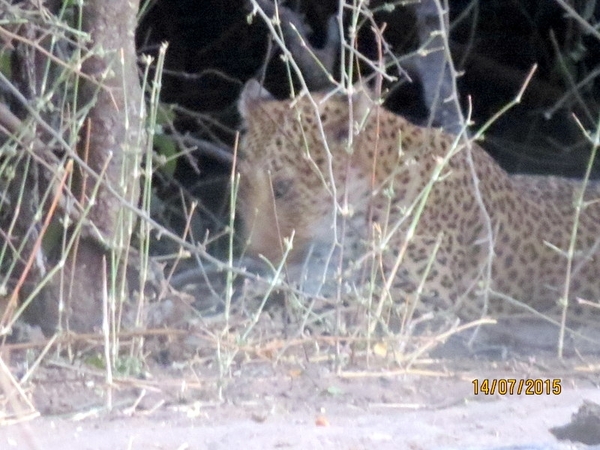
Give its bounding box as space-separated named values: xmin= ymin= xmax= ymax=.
xmin=3 ymin=347 xmax=600 ymax=450
xmin=3 ymin=306 xmax=600 ymax=450
xmin=6 ymin=389 xmax=599 ymax=450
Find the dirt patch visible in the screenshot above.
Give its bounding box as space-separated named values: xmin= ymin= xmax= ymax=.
xmin=3 ymin=337 xmax=600 ymax=450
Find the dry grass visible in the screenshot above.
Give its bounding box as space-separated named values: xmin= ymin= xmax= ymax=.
xmin=1 ymin=0 xmax=600 ymax=427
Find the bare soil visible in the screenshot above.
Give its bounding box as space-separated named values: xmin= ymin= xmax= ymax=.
xmin=3 ymin=323 xmax=600 ymax=450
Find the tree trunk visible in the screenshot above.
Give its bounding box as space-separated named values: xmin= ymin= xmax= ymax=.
xmin=40 ymin=0 xmax=146 ymax=333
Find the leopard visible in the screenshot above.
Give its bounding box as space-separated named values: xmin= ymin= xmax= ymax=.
xmin=236 ymin=79 xmax=600 ymax=327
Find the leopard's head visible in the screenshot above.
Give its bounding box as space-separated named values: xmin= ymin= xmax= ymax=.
xmin=237 ymin=81 xmax=374 ymax=263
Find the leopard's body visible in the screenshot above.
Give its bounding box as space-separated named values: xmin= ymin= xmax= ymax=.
xmin=237 ymin=80 xmax=600 ymax=323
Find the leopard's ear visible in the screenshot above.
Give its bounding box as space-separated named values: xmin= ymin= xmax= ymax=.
xmin=239 ymin=80 xmax=274 ymax=119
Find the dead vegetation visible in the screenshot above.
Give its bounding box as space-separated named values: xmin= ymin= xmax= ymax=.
xmin=0 ymin=0 xmax=600 ymax=434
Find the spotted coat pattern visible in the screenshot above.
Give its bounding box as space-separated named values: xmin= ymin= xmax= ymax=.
xmin=237 ymin=81 xmax=600 ymax=322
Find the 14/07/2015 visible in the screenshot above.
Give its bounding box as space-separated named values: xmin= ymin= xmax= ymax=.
xmin=472 ymin=379 xmax=562 ymax=395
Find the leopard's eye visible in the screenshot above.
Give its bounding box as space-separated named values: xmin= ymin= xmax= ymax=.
xmin=272 ymin=179 xmax=292 ymax=199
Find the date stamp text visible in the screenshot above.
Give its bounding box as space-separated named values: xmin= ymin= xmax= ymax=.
xmin=472 ymin=378 xmax=561 ymax=396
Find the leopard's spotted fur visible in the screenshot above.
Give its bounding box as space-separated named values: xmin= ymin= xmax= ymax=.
xmin=237 ymin=80 xmax=600 ymax=323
